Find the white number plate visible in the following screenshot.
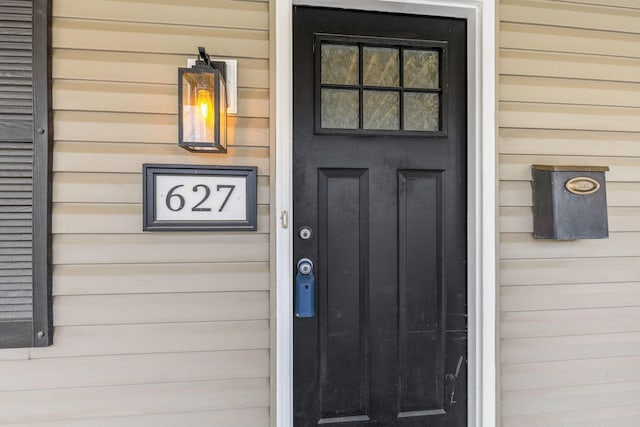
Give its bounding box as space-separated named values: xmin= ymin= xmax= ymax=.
xmin=155 ymin=175 xmax=247 ymax=221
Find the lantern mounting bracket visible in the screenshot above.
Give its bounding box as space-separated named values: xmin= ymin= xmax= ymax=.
xmin=187 ymin=48 xmax=237 ymax=114
xmin=198 ymin=46 xmax=210 ymax=64
xmin=195 ymin=46 xmax=227 ymax=82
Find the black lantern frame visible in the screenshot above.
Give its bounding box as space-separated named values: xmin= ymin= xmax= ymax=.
xmin=178 ymin=47 xmax=228 ymax=153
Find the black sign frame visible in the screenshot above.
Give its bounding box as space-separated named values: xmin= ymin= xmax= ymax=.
xmin=142 ymin=164 xmax=258 ymax=231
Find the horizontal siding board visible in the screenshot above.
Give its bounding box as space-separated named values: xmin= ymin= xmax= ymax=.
xmin=52 ymin=203 xmax=269 ymax=234
xmin=0 ymin=349 xmax=268 ymax=391
xmin=502 ymin=307 xmax=640 ymax=338
xmin=500 ymin=75 xmax=640 ymax=108
xmin=52 ymin=49 xmax=269 ymax=88
xmin=499 ymin=128 xmax=640 ymax=157
xmin=53 ymin=80 xmax=269 ymax=118
xmin=502 ymin=356 xmax=640 ymax=391
xmin=502 ymin=0 xmax=640 ymax=34
xmin=500 ymin=232 xmax=640 ymax=259
xmin=28 ymin=320 xmax=269 ymax=358
xmin=503 ymin=381 xmax=640 ymax=417
xmin=556 ymin=0 xmax=640 ymax=9
xmin=54 ymin=111 xmax=269 ymax=146
xmin=500 ymin=181 xmax=640 ymax=208
xmin=501 ymin=206 xmax=640 ymax=233
xmin=52 ymin=233 xmax=269 ymax=265
xmin=500 ymin=154 xmax=638 ymax=182
xmin=53 ymin=173 xmax=269 ymax=205
xmin=53 ymin=142 xmax=270 ymax=175
xmin=501 ymin=257 xmax=640 ymax=286
xmin=0 ymin=347 xmax=28 ymax=362
xmin=0 ymin=407 xmax=269 ymax=427
xmin=500 ymin=102 xmax=640 ymax=133
xmin=0 ymin=378 xmax=269 ymax=424
xmin=500 ymin=22 xmax=640 ymax=58
xmin=53 ymin=0 xmax=268 ymax=31
xmin=503 ymin=405 xmax=640 ymax=427
xmin=52 ymin=18 xmax=269 ymax=59
xmin=53 ymin=262 xmax=269 ymax=295
xmin=500 ymin=49 xmax=640 ymax=84
xmin=502 ymin=332 xmax=640 ymax=364
xmin=53 ymin=291 xmax=269 ymax=326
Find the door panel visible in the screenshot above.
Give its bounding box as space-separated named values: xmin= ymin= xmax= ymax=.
xmin=318 ymin=168 xmax=369 ymax=419
xmin=397 ymin=170 xmax=445 ymax=414
xmin=293 ymin=7 xmax=467 ymax=426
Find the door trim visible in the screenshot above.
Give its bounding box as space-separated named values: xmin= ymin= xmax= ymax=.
xmin=273 ymin=1 xmax=497 ymax=426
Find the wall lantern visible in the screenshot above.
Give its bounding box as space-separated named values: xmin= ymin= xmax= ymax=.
xmin=178 ymin=47 xmax=228 ymax=153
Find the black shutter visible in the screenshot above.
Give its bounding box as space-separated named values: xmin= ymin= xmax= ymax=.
xmin=0 ymin=0 xmax=52 ymax=348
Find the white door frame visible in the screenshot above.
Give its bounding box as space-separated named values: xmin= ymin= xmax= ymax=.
xmin=274 ymin=1 xmax=497 ymax=426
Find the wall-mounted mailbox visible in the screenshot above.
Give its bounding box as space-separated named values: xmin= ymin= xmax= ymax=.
xmin=532 ymin=165 xmax=610 ymax=240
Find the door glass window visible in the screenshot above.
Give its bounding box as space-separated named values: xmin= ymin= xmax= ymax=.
xmin=363 ymin=90 xmax=399 ymax=130
xmin=321 ymin=88 xmax=359 ymax=129
xmin=404 ymin=50 xmax=439 ymax=89
xmin=321 ymin=44 xmax=359 ymax=85
xmin=317 ymin=36 xmax=445 ymax=135
xmin=404 ymin=92 xmax=439 ymax=131
xmin=363 ymin=47 xmax=399 ymax=87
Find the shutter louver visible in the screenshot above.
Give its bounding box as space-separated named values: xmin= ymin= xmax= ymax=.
xmin=0 ymin=0 xmax=34 ymax=347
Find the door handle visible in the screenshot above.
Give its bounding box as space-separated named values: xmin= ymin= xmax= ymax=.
xmin=295 ymin=258 xmax=315 ymax=318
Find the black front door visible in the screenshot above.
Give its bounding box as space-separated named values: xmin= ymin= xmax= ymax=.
xmin=293 ymin=7 xmax=467 ymax=426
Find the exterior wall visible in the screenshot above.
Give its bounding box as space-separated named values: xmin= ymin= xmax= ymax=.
xmin=0 ymin=0 xmax=272 ymax=425
xmin=499 ymin=0 xmax=640 ymax=426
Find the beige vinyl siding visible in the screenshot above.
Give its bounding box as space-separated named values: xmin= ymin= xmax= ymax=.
xmin=0 ymin=0 xmax=272 ymax=425
xmin=499 ymin=0 xmax=640 ymax=426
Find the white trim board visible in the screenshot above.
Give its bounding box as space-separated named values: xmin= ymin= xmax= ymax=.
xmin=274 ymin=1 xmax=497 ymax=426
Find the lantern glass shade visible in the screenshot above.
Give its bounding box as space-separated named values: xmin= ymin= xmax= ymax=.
xmin=179 ymin=65 xmax=227 ymax=153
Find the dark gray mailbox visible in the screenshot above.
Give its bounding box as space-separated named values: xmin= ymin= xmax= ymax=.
xmin=531 ymin=165 xmax=609 ymax=240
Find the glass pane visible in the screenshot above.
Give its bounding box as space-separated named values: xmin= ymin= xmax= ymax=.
xmin=321 ymin=88 xmax=359 ymax=129
xmin=363 ymin=47 xmax=399 ymax=87
xmin=321 ymin=44 xmax=359 ymax=85
xmin=363 ymin=90 xmax=399 ymax=130
xmin=403 ymin=92 xmax=439 ymax=131
xmin=403 ymin=50 xmax=439 ymax=89
xmin=182 ymin=71 xmax=215 ymax=143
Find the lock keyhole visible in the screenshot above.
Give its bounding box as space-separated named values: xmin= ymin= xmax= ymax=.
xmin=298 ymin=226 xmax=313 ymax=240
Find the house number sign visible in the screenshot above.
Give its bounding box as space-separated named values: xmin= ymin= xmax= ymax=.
xmin=143 ymin=164 xmax=257 ymax=231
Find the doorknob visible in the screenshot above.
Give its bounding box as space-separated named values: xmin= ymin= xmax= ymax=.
xmin=295 ymin=258 xmax=315 ymax=318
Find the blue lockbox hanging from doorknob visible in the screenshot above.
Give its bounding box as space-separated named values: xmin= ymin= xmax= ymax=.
xmin=295 ymin=258 xmax=315 ymax=318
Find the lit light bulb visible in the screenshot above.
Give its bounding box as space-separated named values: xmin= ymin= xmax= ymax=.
xmin=196 ymin=89 xmax=214 ymax=121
